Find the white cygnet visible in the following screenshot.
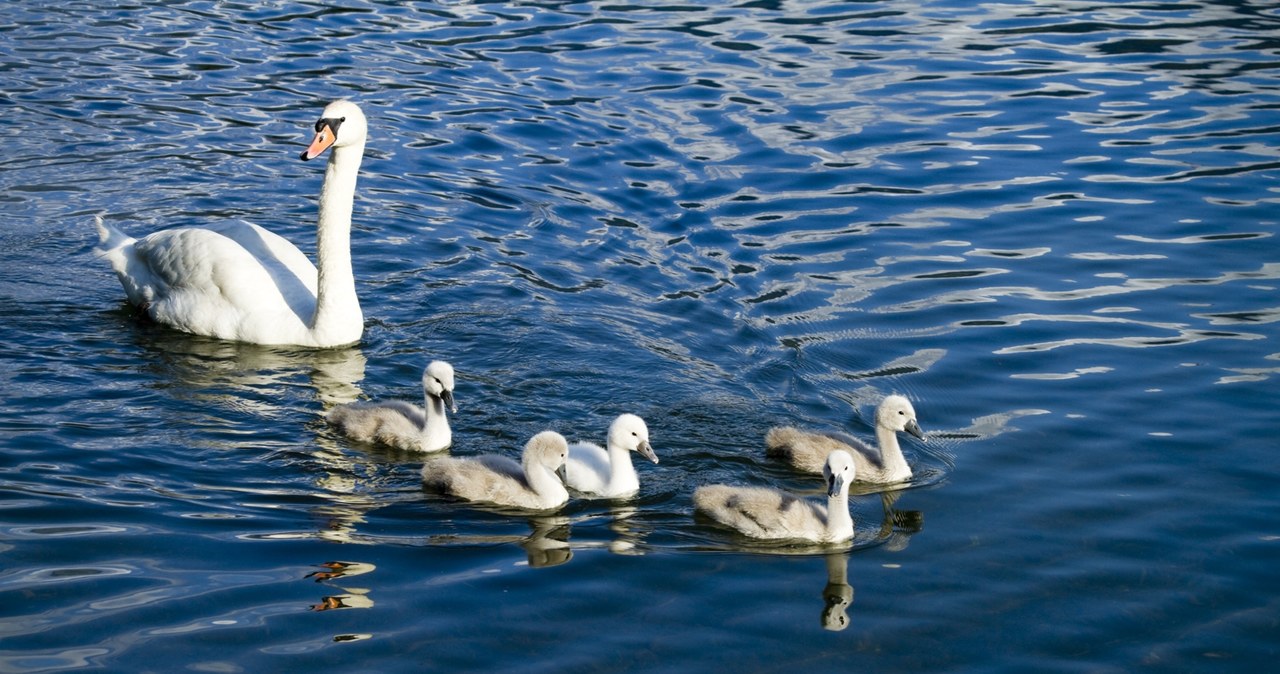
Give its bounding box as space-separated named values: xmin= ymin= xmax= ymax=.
xmin=326 ymin=360 xmax=457 ymax=452
xmin=693 ymin=450 xmax=856 ymax=544
xmin=765 ymin=394 xmax=925 ymax=484
xmin=563 ymin=413 xmax=658 ymax=498
xmin=421 ymin=430 xmax=570 ymax=511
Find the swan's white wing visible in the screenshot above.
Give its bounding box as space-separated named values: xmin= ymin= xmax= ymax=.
xmin=131 ymin=221 xmax=317 ymax=341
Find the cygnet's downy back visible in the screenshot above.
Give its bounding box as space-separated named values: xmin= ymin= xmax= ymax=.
xmin=694 ymin=450 xmax=857 ymax=544
xmin=422 ymin=430 xmax=570 ymax=511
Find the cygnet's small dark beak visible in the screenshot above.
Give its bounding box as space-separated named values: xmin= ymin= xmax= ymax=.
xmin=905 ymin=419 xmax=925 ymax=441
xmin=636 ymin=440 xmax=659 ymax=464
xmin=827 ymin=472 xmax=846 ymax=498
xmin=440 ymin=389 xmax=457 ymax=414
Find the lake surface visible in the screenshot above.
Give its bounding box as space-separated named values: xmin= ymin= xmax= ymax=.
xmin=2 ymin=0 xmax=1278 ymax=671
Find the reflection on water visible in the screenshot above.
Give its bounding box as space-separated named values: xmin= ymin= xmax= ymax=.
xmin=520 ymin=516 xmax=574 ymax=568
xmin=876 ymin=490 xmax=925 ymax=554
xmin=410 ymin=513 xmax=577 ymax=569
xmin=307 ymin=561 xmax=376 ymax=612
xmin=821 ymin=552 xmax=854 ymax=632
xmin=128 ymin=327 xmax=368 ymax=407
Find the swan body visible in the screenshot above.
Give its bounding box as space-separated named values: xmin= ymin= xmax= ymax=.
xmin=93 ymin=100 xmax=367 ymax=348
xmin=326 ymin=360 xmax=457 ymax=452
xmin=564 ymin=413 xmax=658 ymax=498
xmin=766 ymin=394 xmax=925 ymax=484
xmin=694 ymin=450 xmax=856 ymax=543
xmin=421 ymin=431 xmax=570 ymax=511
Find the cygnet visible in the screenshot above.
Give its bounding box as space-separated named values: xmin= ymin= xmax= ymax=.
xmin=421 ymin=430 xmax=570 ymax=511
xmin=765 ymin=394 xmax=924 ymax=483
xmin=564 ymin=413 xmax=658 ymax=498
xmin=693 ymin=450 xmax=856 ymax=544
xmin=326 ymin=360 xmax=457 ymax=452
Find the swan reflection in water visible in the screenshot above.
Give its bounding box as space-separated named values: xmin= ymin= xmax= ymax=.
xmin=122 ymin=327 xmax=368 ymax=409
xmin=306 ymin=561 xmax=376 ymax=612
xmin=124 ymin=328 xmax=389 ymax=549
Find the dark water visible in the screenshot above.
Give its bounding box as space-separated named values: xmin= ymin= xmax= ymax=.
xmin=2 ymin=0 xmax=1278 ymax=670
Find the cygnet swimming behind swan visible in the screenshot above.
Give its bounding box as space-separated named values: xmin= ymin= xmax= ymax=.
xmin=693 ymin=450 xmax=856 ymax=544
xmin=563 ymin=413 xmax=658 ymax=498
xmin=765 ymin=394 xmax=925 ymax=484
xmin=326 ymin=360 xmax=456 ymax=452
xmin=421 ymin=430 xmax=570 ymax=511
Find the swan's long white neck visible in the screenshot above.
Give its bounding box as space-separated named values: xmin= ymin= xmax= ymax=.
xmin=525 ymin=461 xmax=568 ymax=507
xmin=875 ymin=426 xmax=911 ymax=478
xmin=423 ymin=394 xmax=451 ymax=449
xmin=311 ymin=140 xmax=364 ymax=340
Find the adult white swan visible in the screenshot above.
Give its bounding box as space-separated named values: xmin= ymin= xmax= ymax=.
xmin=93 ymin=100 xmax=367 ymax=348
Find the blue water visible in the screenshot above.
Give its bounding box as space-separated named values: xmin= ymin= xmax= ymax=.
xmin=2 ymin=0 xmax=1278 ymax=670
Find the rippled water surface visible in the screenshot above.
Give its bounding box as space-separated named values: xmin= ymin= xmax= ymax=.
xmin=3 ymin=0 xmax=1279 ymax=671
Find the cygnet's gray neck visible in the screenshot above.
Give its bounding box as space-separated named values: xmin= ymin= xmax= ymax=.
xmin=423 ymin=394 xmax=451 ymax=448
xmin=526 ymin=462 xmax=568 ymax=505
xmin=875 ymin=425 xmax=909 ymax=475
xmin=826 ymin=490 xmax=853 ymax=540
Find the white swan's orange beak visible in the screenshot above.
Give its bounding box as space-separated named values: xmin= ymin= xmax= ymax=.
xmin=300 ymin=123 xmax=338 ymax=161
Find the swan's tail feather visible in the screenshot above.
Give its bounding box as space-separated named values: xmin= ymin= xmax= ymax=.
xmin=94 ymin=216 xmax=134 ymax=255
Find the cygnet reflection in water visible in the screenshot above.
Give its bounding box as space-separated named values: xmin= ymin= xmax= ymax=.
xmin=821 ymin=552 xmax=854 ymax=632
